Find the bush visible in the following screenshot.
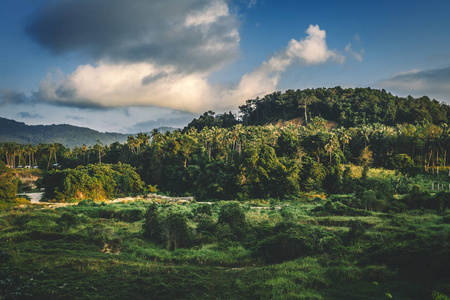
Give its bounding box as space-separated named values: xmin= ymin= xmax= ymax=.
xmin=143 ymin=203 xmax=159 ymax=239
xmin=57 ymin=212 xmax=79 ymax=231
xmin=311 ymin=200 xmax=370 ymax=216
xmin=218 ymin=202 xmax=247 ymax=240
xmin=254 ymin=221 xmax=315 ymax=263
xmin=193 ymin=204 xmax=213 ymax=217
xmin=114 ymin=209 xmax=144 ymax=222
xmin=160 ymin=211 xmax=192 ymax=250
xmin=347 ymin=219 xmax=366 ymax=243
xmin=41 ymin=163 xmax=144 ymax=202
xmin=196 ymin=213 xmax=216 ymax=234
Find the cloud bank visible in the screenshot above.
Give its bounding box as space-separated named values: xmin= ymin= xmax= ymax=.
xmin=380 ymin=67 xmax=450 ymax=102
xmin=27 ymin=0 xmax=239 ymax=73
xmin=27 ymin=1 xmax=350 ymax=113
xmin=0 ymin=89 xmax=31 ymax=106
xmin=33 ymin=25 xmax=345 ymax=112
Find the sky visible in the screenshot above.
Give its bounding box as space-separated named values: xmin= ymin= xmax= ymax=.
xmin=1 ymin=0 xmax=449 ymax=133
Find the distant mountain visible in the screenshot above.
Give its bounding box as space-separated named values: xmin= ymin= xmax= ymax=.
xmin=0 ymin=117 xmax=178 ymax=149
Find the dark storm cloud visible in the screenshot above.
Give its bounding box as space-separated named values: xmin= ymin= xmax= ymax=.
xmin=17 ymin=112 xmax=44 ymax=119
xmin=142 ymin=71 xmax=169 ymax=86
xmin=26 ymin=0 xmax=240 ymax=73
xmin=0 ymin=89 xmax=33 ymax=105
xmin=381 ymin=66 xmax=450 ymax=103
xmin=389 ymin=67 xmax=450 ymax=83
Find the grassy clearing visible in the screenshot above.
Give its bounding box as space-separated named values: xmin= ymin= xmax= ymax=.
xmin=1 ymin=198 xmax=449 ymax=299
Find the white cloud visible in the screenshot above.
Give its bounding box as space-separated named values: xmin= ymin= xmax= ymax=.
xmin=35 ymin=62 xmax=215 ymax=112
xmin=185 ymin=1 xmax=229 ymax=27
xmin=345 ymin=43 xmax=364 ymax=62
xmin=247 ymin=0 xmax=257 ymax=8
xmin=35 ymin=24 xmax=351 ymax=113
xmin=219 ymin=25 xmax=345 ymax=106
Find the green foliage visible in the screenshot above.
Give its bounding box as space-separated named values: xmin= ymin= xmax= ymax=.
xmin=143 ymin=203 xmax=159 ymax=239
xmin=160 ymin=210 xmax=192 ymax=250
xmin=239 ymin=87 xmax=450 ymax=127
xmin=1 ymin=199 xmax=449 ymax=299
xmin=57 ymin=212 xmax=79 ymax=232
xmin=218 ymin=202 xmax=247 ymax=240
xmin=311 ymin=200 xmax=371 ymax=216
xmin=432 ymin=291 xmax=450 ymax=300
xmin=183 ymin=111 xmax=239 ymax=132
xmin=0 ymin=160 xmax=26 ymax=209
xmin=255 ymin=221 xmax=343 ymax=263
xmin=41 ymin=163 xmax=144 ymax=201
xmin=347 ymin=219 xmax=366 ymax=243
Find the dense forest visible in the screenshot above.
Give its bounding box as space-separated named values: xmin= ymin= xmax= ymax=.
xmin=1 ymin=87 xmax=449 ymax=299
xmin=238 ymin=87 xmax=450 ymax=127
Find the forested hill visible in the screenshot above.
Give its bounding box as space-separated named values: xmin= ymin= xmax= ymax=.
xmin=0 ymin=117 xmax=129 ymax=148
xmin=239 ymin=87 xmax=450 ymax=127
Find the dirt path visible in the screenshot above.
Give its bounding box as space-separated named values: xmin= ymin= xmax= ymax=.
xmin=18 ymin=192 xmax=44 ymax=203
xmin=19 ymin=193 xmax=195 ymax=209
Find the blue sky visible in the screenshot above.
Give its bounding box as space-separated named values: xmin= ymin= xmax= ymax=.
xmin=1 ymin=0 xmax=449 ymax=133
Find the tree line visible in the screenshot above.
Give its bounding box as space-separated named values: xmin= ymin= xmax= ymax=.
xmin=4 ymin=118 xmax=449 ymax=200
xmin=3 ymin=87 xmax=450 ymax=202
xmin=238 ymin=87 xmax=450 ymax=127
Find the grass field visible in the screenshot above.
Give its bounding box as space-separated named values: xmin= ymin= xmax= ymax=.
xmin=1 ymin=197 xmax=449 ymax=299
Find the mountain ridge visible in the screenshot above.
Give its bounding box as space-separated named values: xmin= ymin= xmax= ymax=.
xmin=0 ymin=117 xmax=176 ymax=148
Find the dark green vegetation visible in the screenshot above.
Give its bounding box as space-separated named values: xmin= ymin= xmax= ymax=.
xmin=1 ymin=198 xmax=448 ymax=299
xmin=0 ymin=161 xmax=30 ymax=209
xmin=0 ymin=117 xmax=129 ymax=148
xmin=0 ymin=116 xmax=178 ymax=148
xmin=1 ymin=87 xmax=450 ymax=299
xmin=41 ymin=163 xmax=144 ymax=202
xmin=238 ymin=87 xmax=450 ymax=127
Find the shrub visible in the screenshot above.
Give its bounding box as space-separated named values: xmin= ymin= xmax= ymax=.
xmin=160 ymin=211 xmax=192 ymax=250
xmin=196 ymin=213 xmax=216 ymax=234
xmin=218 ymin=202 xmax=247 ymax=240
xmin=254 ymin=222 xmax=315 ymax=263
xmin=57 ymin=212 xmax=79 ymax=231
xmin=311 ymin=200 xmax=370 ymax=216
xmin=143 ymin=203 xmax=159 ymax=239
xmin=347 ymin=219 xmax=366 ymax=243
xmin=114 ymin=209 xmax=144 ymax=222
xmin=193 ymin=204 xmax=213 ymax=217
xmin=41 ymin=163 xmax=144 ymax=202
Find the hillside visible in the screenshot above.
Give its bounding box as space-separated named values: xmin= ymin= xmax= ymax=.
xmin=239 ymin=87 xmax=450 ymax=127
xmin=0 ymin=117 xmax=129 ymax=148
xmin=0 ymin=117 xmax=177 ymax=148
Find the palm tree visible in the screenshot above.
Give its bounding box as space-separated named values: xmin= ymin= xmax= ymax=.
xmin=25 ymin=144 xmax=32 ymax=167
xmin=324 ymin=134 xmax=339 ymax=165
xmin=30 ymin=145 xmax=37 ymax=168
xmin=82 ymin=144 xmax=87 ymax=164
xmin=337 ymin=127 xmax=352 ymax=154
xmin=127 ymin=135 xmax=137 ymax=155
xmin=298 ymin=93 xmax=318 ymax=124
xmin=47 ymin=143 xmax=57 ymax=169
xmin=73 ymin=146 xmax=80 ymax=161
xmin=136 ymin=132 xmax=150 ymax=154
xmin=94 ymin=140 xmax=104 ymax=164
xmin=87 ymin=146 xmax=92 ymax=164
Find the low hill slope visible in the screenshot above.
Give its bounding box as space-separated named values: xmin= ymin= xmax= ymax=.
xmin=239 ymin=87 xmax=450 ymax=127
xmin=0 ymin=117 xmax=128 ymax=148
